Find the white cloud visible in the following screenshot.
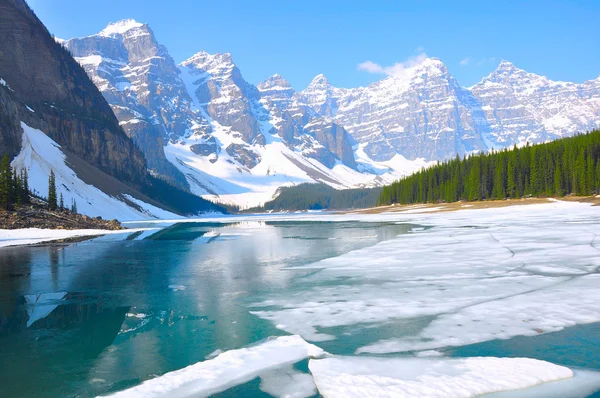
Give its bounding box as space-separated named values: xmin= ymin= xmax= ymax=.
xmin=356 ymin=60 xmax=385 ymax=74
xmin=357 ymin=52 xmax=428 ymax=80
xmin=460 ymin=57 xmax=470 ymax=66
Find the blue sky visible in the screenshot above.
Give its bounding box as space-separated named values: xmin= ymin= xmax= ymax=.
xmin=29 ymin=0 xmax=600 ymax=90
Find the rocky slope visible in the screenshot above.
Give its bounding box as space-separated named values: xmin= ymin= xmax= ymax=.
xmin=67 ymin=21 xmax=418 ymax=207
xmin=0 ymin=1 xmax=220 ymax=218
xmin=301 ymin=59 xmax=600 ymax=161
xmin=64 ymin=18 xmax=600 ymax=207
xmin=469 ymin=60 xmax=600 ymax=146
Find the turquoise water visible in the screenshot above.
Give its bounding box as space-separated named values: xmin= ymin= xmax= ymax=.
xmin=1 ymin=220 xmax=599 ymax=397
xmin=0 ymin=221 xmax=411 ymax=397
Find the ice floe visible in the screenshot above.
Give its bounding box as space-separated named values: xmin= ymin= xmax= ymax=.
xmin=258 ymin=364 xmax=317 ymax=398
xmin=105 ymin=335 xmax=324 ymax=397
xmin=309 ymin=356 xmax=574 ymax=397
xmin=246 ymin=201 xmax=600 ymax=353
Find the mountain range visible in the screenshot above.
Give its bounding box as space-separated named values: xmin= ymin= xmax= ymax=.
xmin=62 ymin=19 xmax=600 ymax=208
xmin=1 ymin=6 xmax=599 ymax=216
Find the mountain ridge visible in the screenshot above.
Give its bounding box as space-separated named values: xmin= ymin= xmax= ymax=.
xmin=65 ymin=19 xmax=418 ymax=208
xmin=64 ymin=18 xmax=600 ymax=207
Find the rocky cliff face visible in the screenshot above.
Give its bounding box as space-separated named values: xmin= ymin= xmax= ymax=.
xmin=0 ymin=1 xmax=220 ymax=216
xmin=469 ymin=60 xmax=600 ymax=146
xmin=64 ymin=20 xmax=199 ymax=188
xmin=301 ymin=59 xmax=600 ymax=161
xmin=0 ymin=1 xmax=147 ymax=187
xmin=298 ymin=59 xmax=492 ymax=162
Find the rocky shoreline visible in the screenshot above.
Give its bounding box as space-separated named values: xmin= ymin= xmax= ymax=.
xmin=0 ymin=202 xmax=123 ymax=230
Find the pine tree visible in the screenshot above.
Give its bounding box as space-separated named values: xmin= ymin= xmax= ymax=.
xmin=586 ymin=155 xmax=595 ymax=196
xmin=554 ymin=163 xmax=563 ymax=196
xmin=507 ymin=158 xmax=516 ymax=198
xmin=574 ymin=152 xmax=587 ymax=195
xmin=59 ymin=192 xmax=64 ymax=210
xmin=0 ymin=154 xmax=12 ymax=210
xmin=12 ymin=168 xmax=21 ymax=206
xmin=20 ymin=169 xmax=30 ymax=204
xmin=71 ymin=198 xmax=78 ymax=213
xmin=596 ymin=160 xmax=600 ymax=194
xmin=48 ymin=169 xmax=58 ymax=210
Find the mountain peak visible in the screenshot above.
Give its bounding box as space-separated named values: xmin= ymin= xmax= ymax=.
xmin=98 ymin=19 xmax=145 ymax=37
xmin=498 ymin=59 xmax=515 ymax=68
xmin=492 ymin=60 xmax=526 ymax=75
xmin=305 ymin=74 xmax=331 ymax=91
xmin=258 ymin=74 xmax=292 ymax=91
xmin=310 ymin=73 xmax=328 ymax=84
xmin=181 ymin=51 xmax=233 ymax=68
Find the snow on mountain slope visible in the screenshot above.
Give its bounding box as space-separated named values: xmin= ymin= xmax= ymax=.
xmin=299 ymin=58 xmax=492 ymax=162
xmin=13 ymin=123 xmax=179 ymax=221
xmin=301 ymin=58 xmax=600 ymax=162
xmin=66 ymin=21 xmax=431 ymax=209
xmin=67 ymin=20 xmax=600 ymax=208
xmin=470 ymin=60 xmax=600 ymax=146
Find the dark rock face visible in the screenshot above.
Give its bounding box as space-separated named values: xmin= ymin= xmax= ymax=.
xmin=256 ymin=74 xmax=358 ymax=170
xmin=64 ymin=21 xmax=195 ymax=188
xmin=225 ymin=143 xmax=261 ymax=169
xmin=0 ymin=88 xmax=22 ymax=159
xmin=181 ymin=52 xmax=264 ymax=144
xmin=0 ymin=0 xmax=147 ymax=187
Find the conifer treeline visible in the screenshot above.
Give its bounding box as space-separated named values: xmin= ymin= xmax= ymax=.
xmin=0 ymin=154 xmax=30 ymax=210
xmin=379 ymin=130 xmax=600 ymax=205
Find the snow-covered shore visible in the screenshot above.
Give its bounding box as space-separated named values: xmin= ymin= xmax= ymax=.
xmin=0 ymin=227 xmax=152 ymax=248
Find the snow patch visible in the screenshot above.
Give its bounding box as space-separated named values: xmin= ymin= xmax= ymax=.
xmin=12 ymin=122 xmax=178 ymax=221
xmin=98 ymin=19 xmax=144 ymax=37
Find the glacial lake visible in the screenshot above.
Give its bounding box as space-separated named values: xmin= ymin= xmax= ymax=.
xmin=1 ymin=206 xmax=600 ymax=397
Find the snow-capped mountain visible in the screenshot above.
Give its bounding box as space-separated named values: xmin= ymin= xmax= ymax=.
xmin=0 ymin=4 xmax=217 ymax=220
xmin=65 ymin=19 xmax=600 ymax=208
xmin=302 ymin=59 xmax=600 ymax=161
xmin=64 ymin=19 xmax=201 ymax=188
xmin=299 ymin=58 xmax=492 ymax=162
xmin=66 ymin=20 xmax=428 ymax=208
xmin=469 ymin=60 xmax=600 ymax=146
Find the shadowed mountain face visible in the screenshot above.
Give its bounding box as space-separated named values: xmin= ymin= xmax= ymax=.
xmin=0 ymin=1 xmax=222 ymax=216
xmin=0 ymin=0 xmax=147 ymax=186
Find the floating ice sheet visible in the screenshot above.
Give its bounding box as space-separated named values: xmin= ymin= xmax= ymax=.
xmin=246 ymin=201 xmax=600 ymax=353
xmin=309 ymin=356 xmax=574 ymax=398
xmin=104 ymin=335 xmax=325 ymax=398
xmin=259 ymin=364 xmax=317 ymax=398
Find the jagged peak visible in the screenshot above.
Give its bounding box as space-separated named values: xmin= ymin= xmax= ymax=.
xmin=412 ymin=57 xmax=448 ymax=75
xmin=498 ymin=59 xmax=515 ymax=68
xmin=98 ymin=19 xmax=146 ymax=37
xmin=258 ymin=73 xmax=292 ymax=91
xmin=181 ymin=51 xmax=234 ymax=68
xmin=305 ymin=74 xmax=331 ymax=91
xmin=310 ymin=73 xmax=328 ymax=84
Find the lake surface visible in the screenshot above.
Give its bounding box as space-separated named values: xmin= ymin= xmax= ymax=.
xmin=0 ymin=221 xmax=412 ymax=397
xmin=1 ymin=208 xmax=600 ymax=397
